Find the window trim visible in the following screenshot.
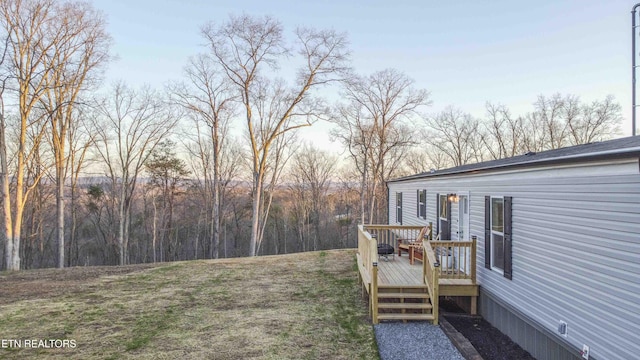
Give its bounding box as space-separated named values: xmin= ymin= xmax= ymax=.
xmin=490 ymin=196 xmax=505 ymax=274
xmin=417 ymin=189 xmax=426 ymax=219
xmin=439 ymin=194 xmax=447 ymax=219
xmin=484 ymin=195 xmax=513 ymax=280
xmin=396 ymin=192 xmax=403 ymax=224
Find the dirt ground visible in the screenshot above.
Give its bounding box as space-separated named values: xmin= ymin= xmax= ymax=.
xmin=441 ymin=299 xmax=535 ymax=360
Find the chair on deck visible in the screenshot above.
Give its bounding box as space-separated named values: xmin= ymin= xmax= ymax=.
xmin=397 ymin=226 xmax=430 ymax=262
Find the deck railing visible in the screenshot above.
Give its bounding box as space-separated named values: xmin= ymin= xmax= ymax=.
xmin=357 ymin=225 xmax=380 ymax=323
xmin=357 ymin=225 xmax=378 ymax=276
xmin=429 ymin=237 xmax=477 ymax=282
xmin=422 ymin=241 xmax=440 ymax=325
xmin=362 ymin=224 xmax=427 ymax=249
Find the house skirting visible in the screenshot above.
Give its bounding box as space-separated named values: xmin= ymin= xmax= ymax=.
xmin=479 ymin=288 xmax=585 ymax=360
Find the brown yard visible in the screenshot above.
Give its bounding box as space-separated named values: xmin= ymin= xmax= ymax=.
xmin=0 ymin=250 xmax=378 ymax=360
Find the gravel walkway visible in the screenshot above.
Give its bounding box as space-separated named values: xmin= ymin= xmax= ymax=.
xmin=375 ymin=322 xmax=465 ymax=360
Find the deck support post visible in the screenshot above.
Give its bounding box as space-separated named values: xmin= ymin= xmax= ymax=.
xmin=470 ymin=296 xmax=477 ymax=315
xmin=372 ymin=262 xmax=379 ymax=324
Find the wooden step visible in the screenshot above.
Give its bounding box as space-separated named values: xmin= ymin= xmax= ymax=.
xmin=378 ymin=292 xmax=430 ymax=299
xmin=378 ymin=284 xmax=428 ymax=290
xmin=377 ymin=303 xmax=433 ymax=310
xmin=377 ymin=313 xmax=435 ymax=321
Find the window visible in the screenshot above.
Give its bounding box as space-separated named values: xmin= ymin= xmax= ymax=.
xmin=417 ymin=189 xmax=426 ymax=219
xmin=439 ymin=194 xmax=447 ymax=218
xmin=491 ymin=198 xmax=504 ymax=271
xmin=396 ymin=192 xmax=403 ymax=224
xmin=485 ymin=196 xmax=512 ymax=280
xmin=437 ymin=193 xmax=451 ymax=240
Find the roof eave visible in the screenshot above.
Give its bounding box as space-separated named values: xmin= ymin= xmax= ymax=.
xmin=388 ymin=146 xmax=640 ymax=184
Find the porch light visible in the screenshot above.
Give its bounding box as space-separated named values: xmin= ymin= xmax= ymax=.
xmin=448 ymin=194 xmax=458 ymax=203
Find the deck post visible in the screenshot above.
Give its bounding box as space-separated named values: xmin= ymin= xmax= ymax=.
xmin=428 ymin=222 xmax=433 ymax=240
xmin=471 ymin=235 xmax=478 ymax=314
xmin=432 ymin=262 xmax=439 ymax=325
xmin=372 ymin=262 xmax=379 ymax=324
xmin=471 ymin=236 xmax=477 ymax=283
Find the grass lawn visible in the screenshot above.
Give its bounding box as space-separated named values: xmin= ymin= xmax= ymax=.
xmin=0 ymin=250 xmax=379 ymax=359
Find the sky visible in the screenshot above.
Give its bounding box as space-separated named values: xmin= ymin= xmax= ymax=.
xmin=90 ymin=0 xmax=635 ymax=151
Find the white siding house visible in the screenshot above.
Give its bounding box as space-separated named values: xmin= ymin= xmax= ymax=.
xmin=387 ymin=137 xmax=640 ymax=360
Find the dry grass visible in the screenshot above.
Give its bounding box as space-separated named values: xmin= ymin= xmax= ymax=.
xmin=0 ymin=250 xmax=378 ymax=359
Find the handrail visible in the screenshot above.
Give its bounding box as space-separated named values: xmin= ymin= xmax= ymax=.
xmin=362 ymin=225 xmax=425 ymax=230
xmin=422 ymin=240 xmax=440 ymax=325
xmin=358 ymin=225 xmax=378 ymax=275
xmin=429 ymin=240 xmax=476 ymax=281
xmin=358 ymin=225 xmax=380 ymax=324
xmin=363 ymin=224 xmax=432 ymax=252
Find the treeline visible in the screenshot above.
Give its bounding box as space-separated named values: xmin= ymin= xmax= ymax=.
xmin=0 ymin=1 xmax=622 ymax=270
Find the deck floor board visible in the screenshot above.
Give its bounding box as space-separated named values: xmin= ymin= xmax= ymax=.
xmin=378 ymin=255 xmax=423 ymax=286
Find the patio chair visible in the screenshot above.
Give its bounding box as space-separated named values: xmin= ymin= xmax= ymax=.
xmin=397 ymin=226 xmax=430 ymax=259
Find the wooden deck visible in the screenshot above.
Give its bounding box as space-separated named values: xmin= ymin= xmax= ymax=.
xmin=358 ymin=224 xmax=480 ymax=323
xmin=378 ymin=254 xmax=423 ymax=286
xmin=378 ymin=255 xmax=478 ymax=296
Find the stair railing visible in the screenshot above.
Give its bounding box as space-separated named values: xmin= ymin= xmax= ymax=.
xmin=422 ymin=240 xmax=440 ymax=325
xmin=357 ymin=225 xmax=380 ymax=323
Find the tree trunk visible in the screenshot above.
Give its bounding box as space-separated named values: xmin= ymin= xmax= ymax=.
xmin=1 ymin=114 xmax=13 ymax=270
xmin=212 ymin=123 xmax=220 ymax=259
xmin=56 ymin=170 xmax=65 ymax=268
xmin=118 ymin=186 xmax=126 ymax=265
xmin=152 ymin=197 xmax=157 ymax=263
xmin=249 ymin=171 xmax=263 ymax=257
xmin=70 ymin=181 xmax=78 ymax=267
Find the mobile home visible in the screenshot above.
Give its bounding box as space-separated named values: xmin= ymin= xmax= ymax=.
xmin=387 ymin=136 xmax=640 ymax=360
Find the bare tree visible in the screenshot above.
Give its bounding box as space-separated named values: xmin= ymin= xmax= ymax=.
xmin=288 ymin=144 xmax=336 ymax=251
xmin=169 ymin=53 xmax=235 ymax=259
xmin=332 ymin=102 xmax=375 ymax=225
xmin=94 ymin=83 xmax=176 ymax=265
xmin=566 ymin=95 xmax=621 ymax=145
xmin=66 ymin=109 xmax=97 ymax=266
xmin=39 ymin=0 xmax=110 ymax=268
xmin=402 ymin=147 xmax=435 ymax=175
xmin=481 ymin=103 xmax=527 ymax=160
xmin=255 ymin=127 xmax=298 ymax=255
xmin=333 ymin=69 xmax=429 ymax=224
xmin=0 ymin=34 xmax=9 ymax=269
xmin=480 ymin=95 xmax=622 ymax=159
xmin=532 ymin=94 xmax=567 ymax=150
xmin=0 ymin=0 xmax=56 ymax=270
xmin=424 ymin=106 xmax=481 ymax=167
xmin=202 ymin=14 xmax=349 ymax=256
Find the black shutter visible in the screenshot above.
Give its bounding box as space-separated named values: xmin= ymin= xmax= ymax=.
xmin=422 ymin=190 xmax=427 ymax=219
xmin=484 ymin=196 xmax=491 ymax=269
xmin=436 ymin=193 xmax=440 ymax=236
xmin=416 ymin=190 xmax=420 ymax=218
xmin=398 ymin=193 xmax=402 ymax=224
xmin=395 ymin=193 xmax=399 ymax=223
xmin=504 ymin=196 xmax=513 ymax=280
